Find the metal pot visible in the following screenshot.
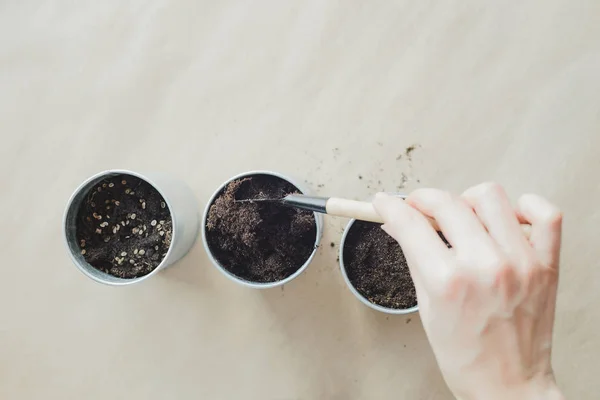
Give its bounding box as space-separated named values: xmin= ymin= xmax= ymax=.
xmin=63 ymin=169 xmax=199 ymax=285
xmin=339 ymin=195 xmax=418 ymax=315
xmin=202 ymin=170 xmax=323 ymax=289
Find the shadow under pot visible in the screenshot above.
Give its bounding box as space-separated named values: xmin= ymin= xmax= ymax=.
xmin=63 ymin=170 xmax=199 ymax=285
xmin=202 ymin=171 xmax=323 ymax=288
xmin=340 ymin=219 xmax=419 ymax=315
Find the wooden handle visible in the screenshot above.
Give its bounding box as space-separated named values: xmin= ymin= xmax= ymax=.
xmin=326 ymin=198 xmax=384 ymax=223
xmin=325 ymin=197 xmax=531 ymax=238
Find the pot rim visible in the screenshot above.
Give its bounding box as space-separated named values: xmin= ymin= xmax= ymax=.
xmin=338 ymin=194 xmax=418 ymax=315
xmin=201 ymin=170 xmax=323 ymax=289
xmin=63 ymin=169 xmax=178 ymax=286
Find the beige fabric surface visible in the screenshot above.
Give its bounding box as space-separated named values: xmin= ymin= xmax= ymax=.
xmin=1 ymin=1 xmax=599 ymax=399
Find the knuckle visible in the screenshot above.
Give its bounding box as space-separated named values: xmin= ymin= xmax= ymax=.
xmin=543 ymin=207 xmax=563 ymax=226
xmin=525 ymin=263 xmax=558 ymax=286
xmin=479 ymin=181 xmax=505 ymax=198
xmin=464 ymin=181 xmax=504 ymax=200
xmin=409 ymin=188 xmax=451 ymax=202
xmin=436 ymin=269 xmax=473 ymax=299
xmin=493 ymin=262 xmax=518 ymax=287
xmin=485 ymin=255 xmax=511 ymax=272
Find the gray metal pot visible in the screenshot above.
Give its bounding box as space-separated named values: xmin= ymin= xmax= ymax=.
xmin=63 ymin=169 xmax=199 ymax=285
xmin=202 ymin=170 xmax=323 ymax=289
xmin=339 ymin=195 xmax=418 ymax=315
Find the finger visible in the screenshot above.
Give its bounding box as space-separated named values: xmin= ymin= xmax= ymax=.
xmin=462 ymin=182 xmax=532 ymax=263
xmin=373 ymin=192 xmax=452 ymax=289
xmin=406 ymin=188 xmax=496 ymax=257
xmin=516 ymin=194 xmax=562 ymax=268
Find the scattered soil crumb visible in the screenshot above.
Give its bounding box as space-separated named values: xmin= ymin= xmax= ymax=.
xmin=405 ymin=144 xmax=420 ymax=160
xmin=396 ymin=173 xmax=409 ymax=190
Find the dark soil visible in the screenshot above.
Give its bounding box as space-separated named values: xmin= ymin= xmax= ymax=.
xmin=75 ymin=174 xmax=172 ymax=279
xmin=343 ymin=221 xmax=416 ymax=309
xmin=206 ymin=175 xmax=317 ymax=283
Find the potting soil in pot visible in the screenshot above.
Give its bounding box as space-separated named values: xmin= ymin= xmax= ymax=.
xmin=75 ymin=174 xmax=172 ymax=279
xmin=343 ymin=220 xmax=417 ymax=309
xmin=206 ymin=175 xmax=317 ymax=283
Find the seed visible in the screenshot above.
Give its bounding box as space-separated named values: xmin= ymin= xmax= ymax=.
xmin=120 ymin=252 xmax=127 ymax=257
xmin=161 ymin=202 xmax=166 ymax=208
xmin=100 ymin=222 xmax=108 ymax=227
xmin=112 ymin=227 xmax=117 ymax=234
xmin=115 ymin=201 xmax=120 ymax=206
xmin=125 ymin=235 xmax=130 ymax=239
xmin=117 ymin=258 xmax=123 ymax=265
xmin=95 ymin=228 xmax=102 ymax=234
xmin=80 ymin=239 xmax=86 ymax=246
xmin=151 ymin=220 xmax=157 ymax=226
xmin=125 ymin=189 xmax=131 ymax=194
xmin=139 ymin=249 xmax=145 ymax=255
xmin=81 ymin=249 xmax=86 ymax=255
xmin=121 ymin=221 xmax=126 ymax=226
xmin=126 ymin=220 xmax=130 ymax=225
xmin=129 ymin=259 xmax=135 ymax=264
xmin=122 ymin=180 xmax=127 ymax=185
xmin=109 ymin=183 xmax=114 ymax=188
xmin=130 ymin=191 xmax=135 ymax=195
xmin=97 ymin=187 xmax=102 ymax=192
xmin=131 ymin=214 xmax=136 ymax=220
xmin=159 ymin=231 xmax=165 ymax=236
xmin=104 ymin=237 xmax=110 ymax=242
xmin=143 ymin=225 xmax=147 ymax=231
xmin=102 ymin=183 xmax=107 ymax=188
xmin=139 ymin=230 xmax=143 ymax=235
xmin=155 ymin=246 xmax=159 ymax=250
xmin=90 ymin=202 xmax=96 ymax=207
xmin=156 ymin=225 xmax=162 ymax=230
xmin=134 ymin=249 xmax=139 ymax=255
xmin=159 ymin=220 xmax=165 ymax=225
xmin=142 ymin=202 xmax=146 ymax=209
xmin=132 ymin=228 xmax=139 ymax=234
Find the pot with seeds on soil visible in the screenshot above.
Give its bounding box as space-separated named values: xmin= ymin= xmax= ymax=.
xmin=202 ymin=170 xmax=323 ymax=288
xmin=63 ymin=170 xmax=199 ymax=285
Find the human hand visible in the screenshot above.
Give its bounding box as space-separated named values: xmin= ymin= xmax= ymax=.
xmin=373 ymin=183 xmax=564 ymax=400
